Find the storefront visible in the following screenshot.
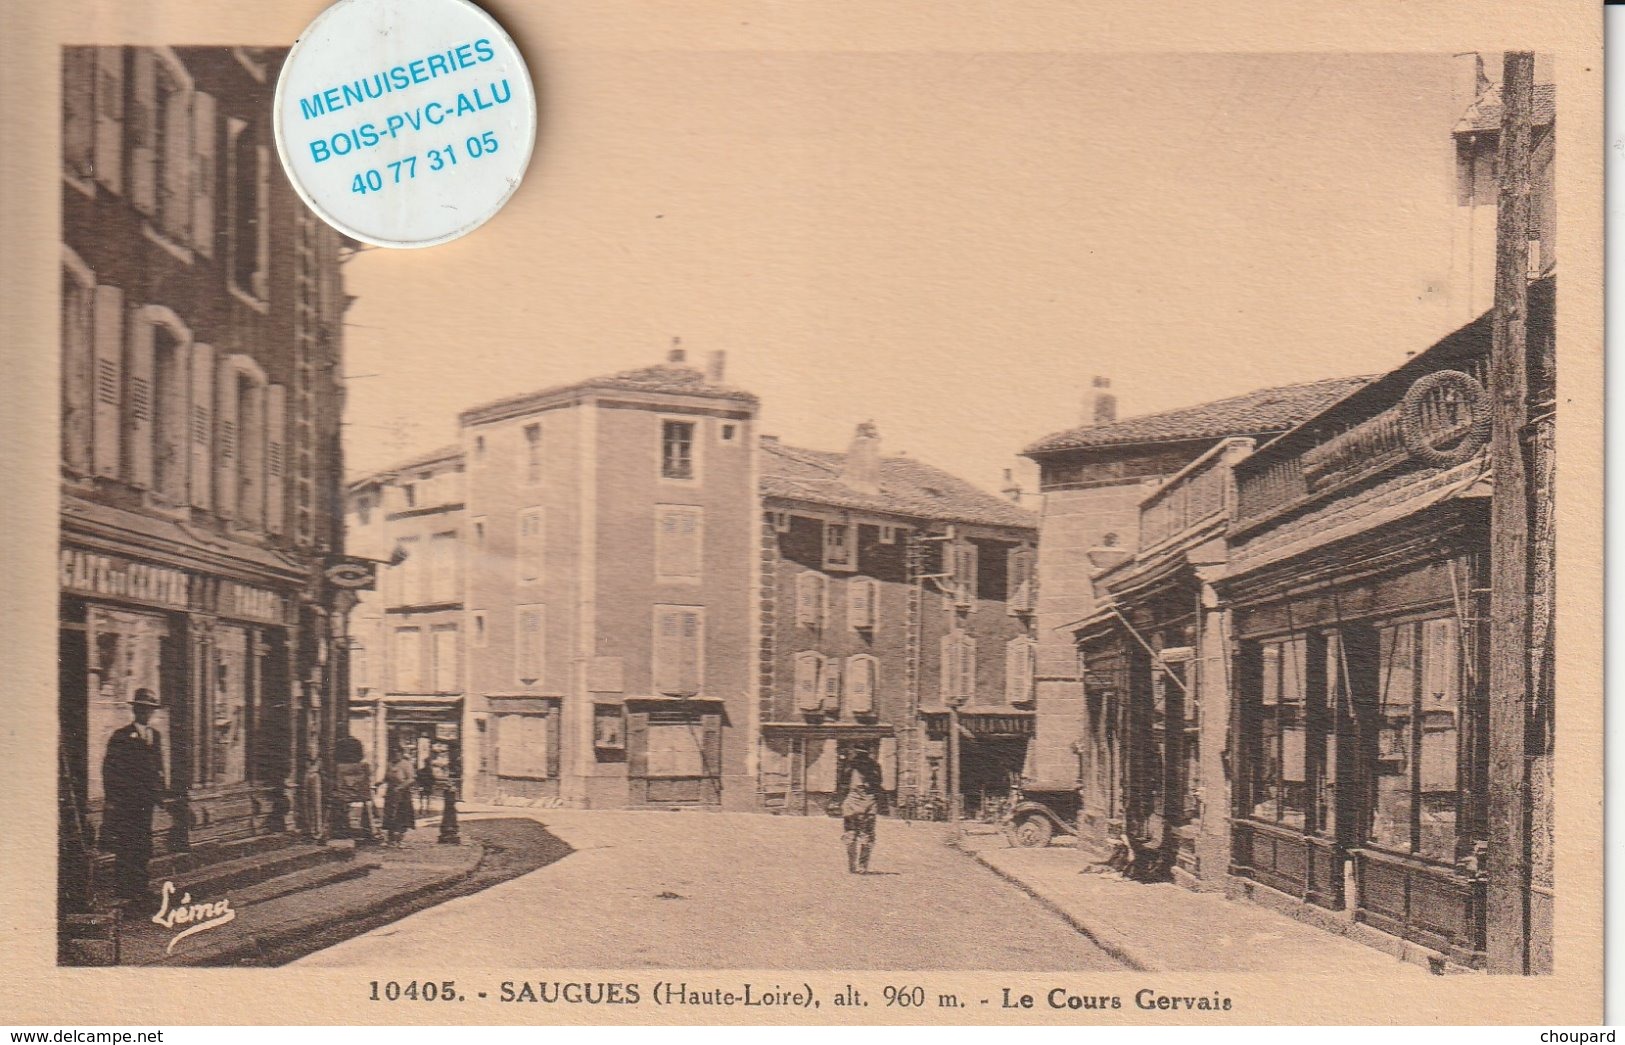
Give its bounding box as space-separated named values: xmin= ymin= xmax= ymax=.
xmin=58 ymin=540 xmax=307 ymax=898
xmin=921 ymin=709 xmax=1032 ymax=820
xmin=760 ymin=724 xmax=895 ymax=816
xmin=348 ymin=696 xmax=463 ymax=798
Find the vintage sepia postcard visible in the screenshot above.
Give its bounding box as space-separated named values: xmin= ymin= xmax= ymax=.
xmin=0 ymin=0 xmax=1605 ymax=1028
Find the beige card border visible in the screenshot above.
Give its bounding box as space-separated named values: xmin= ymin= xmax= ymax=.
xmin=0 ymin=0 xmax=1603 ymax=1025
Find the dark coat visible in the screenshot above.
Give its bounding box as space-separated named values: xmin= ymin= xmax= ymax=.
xmin=102 ymin=723 xmax=165 ymax=810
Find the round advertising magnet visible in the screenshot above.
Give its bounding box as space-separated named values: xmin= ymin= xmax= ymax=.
xmin=273 ymin=0 xmax=537 ymax=248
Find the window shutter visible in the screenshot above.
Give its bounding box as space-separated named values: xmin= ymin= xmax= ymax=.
xmin=93 ymin=48 xmax=124 ymax=193
xmin=680 ymin=610 xmax=703 ymax=695
xmin=214 ymin=358 xmax=238 ymax=519
xmin=253 ymin=145 xmax=270 ymax=298
xmin=627 ymin=712 xmax=650 ymax=777
xmin=701 ymin=713 xmax=722 ymax=778
xmin=187 ymin=342 xmax=213 ymax=509
xmin=61 ymin=278 xmax=94 ymax=474
xmin=653 ymin=610 xmax=680 ymax=694
xmin=796 ymin=572 xmax=823 ymax=628
xmin=264 ymin=383 xmax=286 ymax=533
xmin=546 ymin=708 xmax=562 ymax=778
xmin=821 ymin=656 xmax=841 ymax=712
xmin=959 ymin=637 xmax=978 ymax=704
xmin=795 ymin=653 xmax=822 ymax=712
xmin=848 ymin=578 xmax=875 ymax=630
xmin=123 ymin=311 xmax=154 ymax=488
xmin=847 ymin=656 xmax=874 ymax=715
xmin=63 ymin=49 xmax=96 ymax=179
xmin=940 ymin=634 xmax=957 ymax=704
xmin=190 ymin=91 xmax=216 ymax=254
xmin=129 ymin=49 xmax=157 ymax=215
xmin=161 ymin=80 xmax=191 ymax=240
xmin=957 ymin=543 xmax=979 ymax=605
xmin=91 ymin=285 xmax=123 ymax=478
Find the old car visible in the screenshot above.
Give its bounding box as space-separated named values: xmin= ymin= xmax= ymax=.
xmin=1001 ymin=778 xmax=1083 ymax=847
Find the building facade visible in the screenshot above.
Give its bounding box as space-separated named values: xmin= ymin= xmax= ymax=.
xmin=755 ymin=425 xmax=1039 ymax=818
xmin=58 ymin=47 xmax=361 ymax=931
xmin=345 ymin=448 xmax=467 ymax=786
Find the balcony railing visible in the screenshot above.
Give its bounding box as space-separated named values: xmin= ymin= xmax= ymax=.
xmin=1138 ymin=438 xmax=1253 ymax=551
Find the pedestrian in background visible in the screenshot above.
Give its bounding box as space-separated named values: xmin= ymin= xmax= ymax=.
xmin=382 ymin=746 xmax=417 ymax=847
xmin=837 ymin=747 xmax=886 ymax=874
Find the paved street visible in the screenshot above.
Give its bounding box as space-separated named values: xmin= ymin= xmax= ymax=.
xmin=298 ymin=810 xmax=1125 ymax=969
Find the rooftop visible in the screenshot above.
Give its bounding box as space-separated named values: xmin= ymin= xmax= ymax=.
xmin=1022 ymin=375 xmax=1374 ymax=457
xmin=347 ymin=443 xmax=462 ymax=488
xmin=761 ymin=439 xmax=1038 ymax=531
xmin=459 ymin=358 xmax=758 ymax=426
xmin=1454 ymin=81 xmax=1556 ymax=135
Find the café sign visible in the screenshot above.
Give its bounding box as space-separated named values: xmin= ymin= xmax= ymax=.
xmin=60 ymin=548 xmax=288 ymax=624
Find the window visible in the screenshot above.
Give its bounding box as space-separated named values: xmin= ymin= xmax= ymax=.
xmin=401 ymin=483 xmax=417 ymax=508
xmin=823 ymin=522 xmax=854 ymax=571
xmin=655 ymin=505 xmax=703 ymax=581
xmin=497 ymin=713 xmax=549 ymax=778
xmin=470 ymin=611 xmax=488 ymax=648
xmin=211 ymin=354 xmax=267 ymax=528
xmin=652 ymin=606 xmax=704 ymax=696
xmin=661 ymin=419 xmax=696 ymax=480
xmin=472 ymin=517 xmax=486 ymax=547
xmin=940 ymin=632 xmax=977 ymax=705
xmin=390 ymin=536 xmax=418 ymax=606
xmin=594 ymin=705 xmax=626 ymax=751
xmin=226 ymin=117 xmax=268 ymax=299
xmin=878 ymin=524 xmax=899 ymax=545
xmin=516 ymin=605 xmax=545 ymax=685
xmin=474 ymin=434 xmax=486 ymax=459
xmin=1005 ymin=636 xmax=1036 ymax=705
xmin=393 ymin=628 xmax=422 ymax=692
xmin=93 ymin=48 xmax=124 ymax=195
xmin=794 ymin=651 xmax=825 ymax=712
xmin=61 ymin=254 xmax=96 ymax=474
xmin=719 ymin=422 xmax=737 ymax=443
xmin=1249 ymin=636 xmax=1309 ymax=828
xmin=646 ymin=721 xmax=705 ymax=778
xmin=949 ymin=540 xmax=979 ymax=606
xmin=846 ymin=577 xmax=879 ymax=631
xmin=350 ymin=644 xmax=370 ymax=690
xmin=846 ymin=655 xmax=878 ymax=716
xmin=523 ymin=423 xmax=542 ymax=484
xmin=432 ymin=625 xmax=459 ymax=692
xmin=1007 ymin=545 xmax=1037 ymax=613
xmin=794 ymin=571 xmax=827 ymax=629
xmin=62 ymin=48 xmax=96 ymax=184
xmin=518 ymin=508 xmax=545 ymax=583
xmin=1370 ymin=617 xmax=1462 ymax=862
xmin=131 ymin=49 xmax=193 ymax=243
xmin=429 ymin=531 xmax=458 ymax=603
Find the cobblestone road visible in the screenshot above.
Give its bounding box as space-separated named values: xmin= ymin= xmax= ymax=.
xmin=298 ymin=809 xmax=1125 ymax=969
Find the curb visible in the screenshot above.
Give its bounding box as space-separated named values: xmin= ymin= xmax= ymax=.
xmin=951 ymin=840 xmax=1158 ymax=972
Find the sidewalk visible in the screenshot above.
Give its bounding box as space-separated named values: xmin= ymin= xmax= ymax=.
xmin=120 ymin=830 xmax=485 ymax=967
xmin=955 ymin=828 xmax=1426 ymax=976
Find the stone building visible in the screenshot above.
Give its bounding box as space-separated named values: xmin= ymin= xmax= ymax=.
xmin=58 ymin=47 xmax=364 ymax=952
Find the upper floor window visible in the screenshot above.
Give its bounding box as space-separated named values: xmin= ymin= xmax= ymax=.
xmin=794 ymin=651 xmax=825 ymax=713
xmin=653 ymin=605 xmax=704 ymax=697
xmin=226 ymin=116 xmax=269 ymax=300
xmin=429 ymin=531 xmax=459 ymax=603
xmin=940 ymin=632 xmax=977 ymax=706
xmin=794 ymin=571 xmax=827 ymax=629
xmin=401 ymin=483 xmax=417 ymax=508
xmin=846 ymin=654 xmax=878 ymax=716
xmin=60 ymin=251 xmax=96 ymax=474
xmin=393 ymin=627 xmax=422 ymax=692
xmin=518 ymin=507 xmax=545 ymax=583
xmin=1006 ymin=545 xmax=1037 ymax=614
xmin=1005 ymin=636 xmax=1036 ymax=705
xmin=523 ymin=423 xmax=542 ymax=484
xmin=823 ymin=522 xmax=854 ymax=571
xmin=846 ymin=576 xmax=879 ymax=632
xmin=948 ymin=540 xmax=979 ymax=607
xmin=661 ymin=419 xmax=696 ymax=480
xmin=516 ymin=605 xmax=545 ymax=685
xmin=655 ymin=505 xmax=703 ymax=581
xmin=131 ymin=49 xmax=194 ymax=246
xmin=62 ymin=48 xmax=96 ymax=186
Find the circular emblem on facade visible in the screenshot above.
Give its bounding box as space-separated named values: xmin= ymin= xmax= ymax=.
xmin=325 ymin=561 xmax=377 ymax=590
xmin=273 ymin=0 xmax=538 ymax=248
xmin=1399 ymin=369 xmax=1491 ymax=469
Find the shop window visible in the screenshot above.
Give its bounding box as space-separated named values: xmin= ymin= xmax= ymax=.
xmin=85 ymin=607 xmax=175 ymax=801
xmin=61 ymin=253 xmax=96 ymax=474
xmin=794 ymin=571 xmax=826 ymax=629
xmin=661 ymin=419 xmax=696 ymax=480
xmin=646 ymin=721 xmax=706 ymax=778
xmin=823 ymin=522 xmax=854 ymax=571
xmin=497 ymin=713 xmax=549 ymax=778
xmin=1249 ymin=636 xmax=1309 ymax=828
xmin=655 ymin=505 xmax=703 ymax=581
xmin=652 ymin=605 xmax=704 ymax=696
xmin=393 ymin=627 xmax=422 ymax=692
xmin=1371 ymin=617 xmax=1462 ymax=861
xmin=515 ymin=605 xmax=545 ymax=685
xmin=522 ymin=423 xmax=542 ymax=484
xmin=517 ymin=507 xmax=544 ymax=583
xmin=593 ymin=705 xmax=626 ymax=760
xmin=209 ymin=625 xmax=251 ymax=785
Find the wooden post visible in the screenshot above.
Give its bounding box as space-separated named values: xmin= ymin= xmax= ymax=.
xmin=1486 ymin=50 xmax=1535 ymax=976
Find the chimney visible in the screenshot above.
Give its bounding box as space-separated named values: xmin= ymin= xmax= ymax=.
xmin=1451 ymin=52 xmax=1492 ymax=117
xmin=1090 ymin=375 xmax=1117 ymax=426
xmin=842 ymin=421 xmax=882 ymax=496
xmin=668 ymin=336 xmax=685 ymax=364
xmin=706 ymin=350 xmax=726 ymax=384
xmin=1001 ymin=467 xmax=1022 ymax=504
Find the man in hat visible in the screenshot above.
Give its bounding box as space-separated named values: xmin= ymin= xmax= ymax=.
xmin=101 ymin=688 xmax=166 ymax=904
xmin=836 ymin=746 xmax=887 ymax=874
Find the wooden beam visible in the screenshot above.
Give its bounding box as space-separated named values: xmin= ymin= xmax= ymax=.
xmin=1485 ymin=50 xmax=1536 ymax=976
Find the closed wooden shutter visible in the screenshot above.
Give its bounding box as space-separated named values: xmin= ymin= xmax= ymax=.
xmin=264 ymin=383 xmax=286 ymax=533
xmin=959 ymin=636 xmax=978 ymax=704
xmin=91 ymin=286 xmax=123 ymax=478
xmin=940 ymin=634 xmax=957 ymax=704
xmin=93 ymin=48 xmax=124 ymax=193
xmin=1007 ymin=638 xmax=1034 ymax=704
xmin=546 ymin=708 xmax=562 ymax=778
xmin=61 ymin=274 xmax=94 ymax=474
xmin=679 ymin=609 xmax=702 ymax=694
xmin=129 ymin=49 xmax=157 ymax=215
xmin=627 ymin=711 xmax=650 ymax=777
xmin=214 ymin=358 xmax=238 ymax=519
xmin=847 ymin=578 xmax=874 ymax=630
xmin=821 ymin=657 xmax=842 ymax=713
xmin=796 ymin=572 xmax=823 ymax=628
xmin=795 ymin=652 xmax=822 ymax=712
xmin=190 ymin=91 xmax=216 ymax=255
xmin=847 ymin=656 xmax=874 ymax=715
xmin=879 ymin=736 xmax=897 ymax=791
xmin=187 ymin=343 xmax=213 ymax=508
xmin=161 ymin=78 xmax=191 ymax=240
xmin=123 ymin=312 xmax=154 ymax=488
xmin=653 ymin=609 xmax=680 ymax=694
xmin=63 ymin=49 xmax=95 ymax=179
xmin=701 ymin=713 xmax=722 ymax=778
xmin=956 ymin=542 xmax=979 ymax=605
